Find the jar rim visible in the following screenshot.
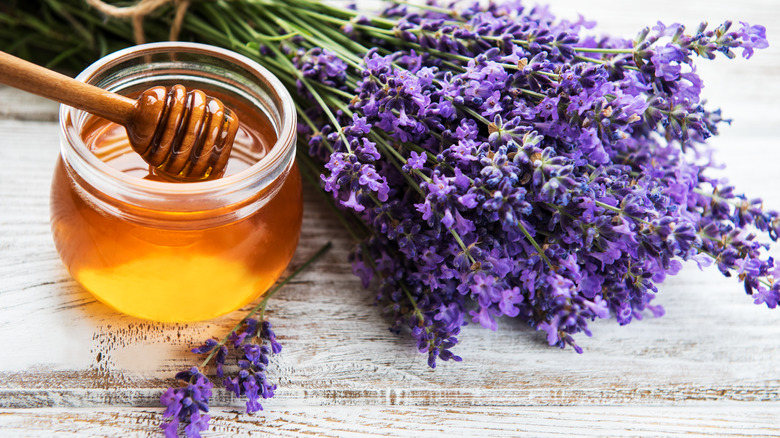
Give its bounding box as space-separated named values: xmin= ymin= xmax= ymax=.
xmin=59 ymin=42 xmax=296 ymax=202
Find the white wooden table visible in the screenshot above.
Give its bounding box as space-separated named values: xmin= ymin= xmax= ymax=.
xmin=1 ymin=1 xmax=779 ymax=436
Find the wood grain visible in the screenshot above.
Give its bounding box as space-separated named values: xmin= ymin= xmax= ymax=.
xmin=1 ymin=0 xmax=779 ymax=435
xmin=2 ymin=405 xmax=780 ymax=437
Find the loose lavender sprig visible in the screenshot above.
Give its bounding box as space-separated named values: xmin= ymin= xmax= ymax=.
xmin=160 ymin=243 xmax=332 ymax=438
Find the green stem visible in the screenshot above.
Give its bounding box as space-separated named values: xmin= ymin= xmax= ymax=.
xmin=290 ymin=7 xmax=385 ymax=53
xmin=246 ymin=15 xmax=354 ymax=153
xmin=285 ymin=0 xmax=399 ymax=28
xmin=574 ymin=54 xmax=640 ymax=71
xmin=594 ymin=201 xmax=653 ymax=226
xmin=400 ymin=283 xmax=430 ymax=332
xmin=516 ymin=220 xmax=554 ymax=269
xmin=389 ymin=0 xmax=456 ymax=17
xmin=575 ymin=47 xmax=636 ymax=54
xmin=519 ymin=88 xmax=547 ymax=99
xmin=480 ymin=34 xmax=637 ymax=56
xmin=43 ymin=0 xmax=95 ymax=49
xmin=44 ymin=43 xmax=86 ymax=69
xmin=316 ymin=83 xmax=355 ymax=100
xmin=272 ymin=8 xmax=364 ymax=69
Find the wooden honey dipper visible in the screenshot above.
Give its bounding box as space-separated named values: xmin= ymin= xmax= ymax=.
xmin=0 ymin=50 xmax=239 ymax=180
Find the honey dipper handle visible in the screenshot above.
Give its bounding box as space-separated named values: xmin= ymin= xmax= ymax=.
xmin=0 ymin=50 xmax=136 ymax=125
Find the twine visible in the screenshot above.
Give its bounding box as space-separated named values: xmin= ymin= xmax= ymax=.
xmin=85 ymin=0 xmax=191 ymax=44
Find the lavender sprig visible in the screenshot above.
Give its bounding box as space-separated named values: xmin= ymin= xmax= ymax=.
xmin=160 ymin=242 xmax=332 ymax=438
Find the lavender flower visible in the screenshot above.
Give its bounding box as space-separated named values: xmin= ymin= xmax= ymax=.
xmin=160 ymin=368 xmax=212 ymax=438
xmin=223 ymin=319 xmax=279 ymax=413
xmin=192 ymin=317 xmax=281 ymax=415
xmin=738 ymin=22 xmax=769 ymax=58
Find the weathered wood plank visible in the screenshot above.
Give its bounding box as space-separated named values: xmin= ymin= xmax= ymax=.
xmin=1 ymin=405 xmax=780 ymax=437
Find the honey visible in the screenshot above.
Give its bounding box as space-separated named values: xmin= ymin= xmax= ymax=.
xmin=51 ymin=43 xmax=301 ymax=322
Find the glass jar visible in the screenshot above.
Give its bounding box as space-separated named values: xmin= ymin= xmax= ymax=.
xmin=51 ymin=42 xmax=301 ymax=322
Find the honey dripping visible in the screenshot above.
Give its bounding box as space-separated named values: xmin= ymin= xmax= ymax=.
xmin=50 ymin=89 xmax=303 ymax=321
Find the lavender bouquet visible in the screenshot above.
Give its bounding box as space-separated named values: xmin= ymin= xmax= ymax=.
xmin=1 ymin=0 xmax=773 ymax=436
xmin=211 ymin=0 xmax=771 ymax=365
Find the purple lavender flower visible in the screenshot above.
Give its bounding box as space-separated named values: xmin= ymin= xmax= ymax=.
xmin=737 ymin=22 xmax=769 ymax=59
xmin=294 ymin=48 xmax=348 ymax=89
xmin=160 ymin=367 xmax=212 ymax=438
xmin=404 ymin=151 xmax=427 ymax=171
xmin=262 ymin=321 xmax=283 ymax=354
xmin=223 ymin=318 xmax=280 ymax=413
xmin=651 ymin=43 xmax=685 ymax=81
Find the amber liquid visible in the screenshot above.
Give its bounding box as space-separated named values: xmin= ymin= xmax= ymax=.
xmin=51 ymin=91 xmax=302 ymax=322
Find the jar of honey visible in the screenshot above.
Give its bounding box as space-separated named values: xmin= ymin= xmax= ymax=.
xmin=51 ymin=42 xmax=302 ymax=322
